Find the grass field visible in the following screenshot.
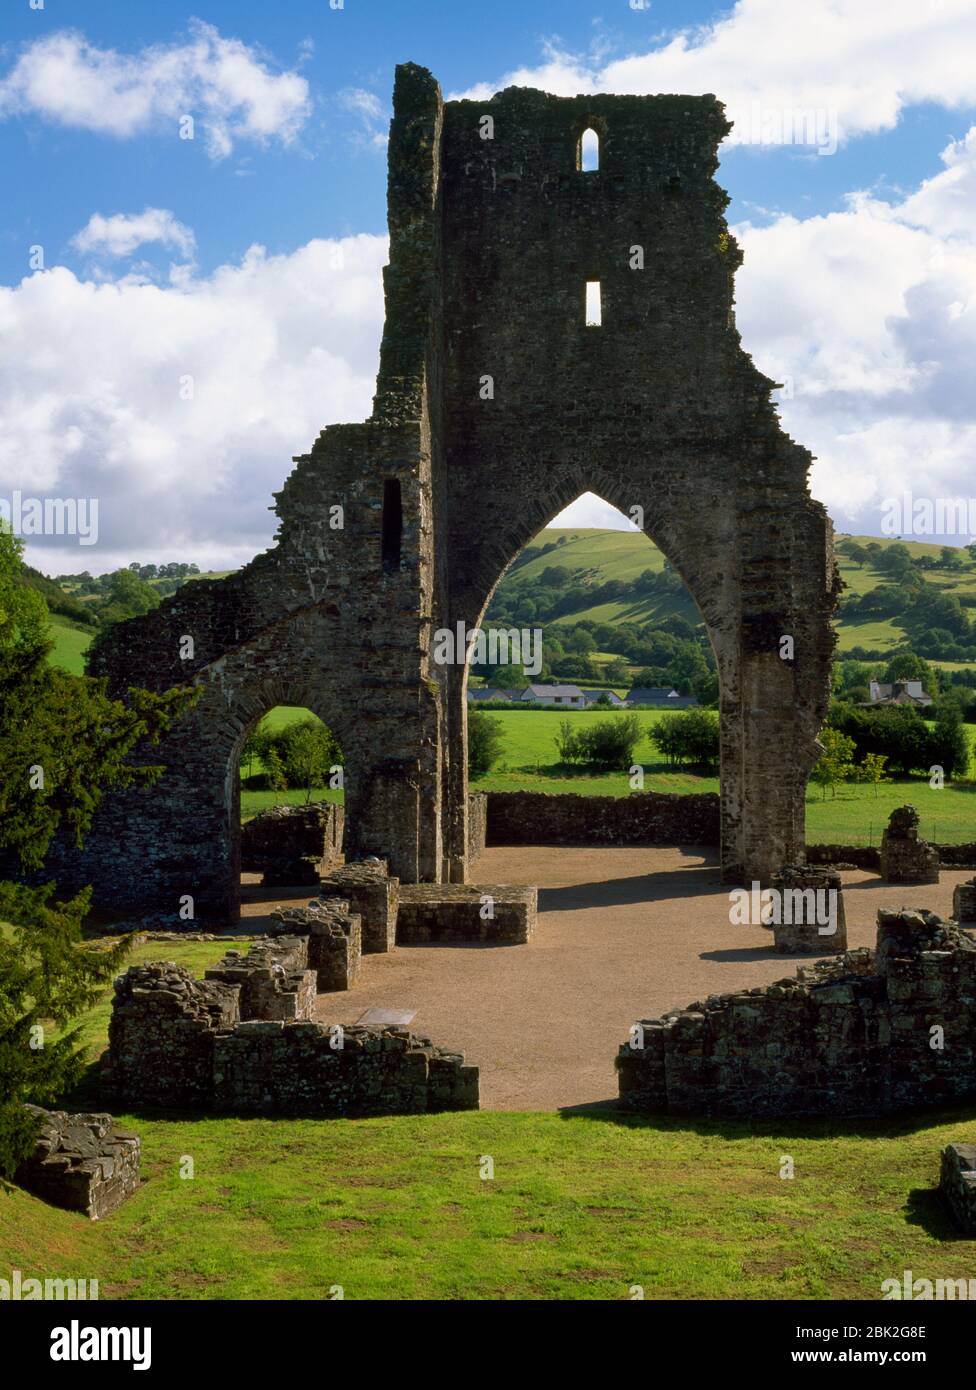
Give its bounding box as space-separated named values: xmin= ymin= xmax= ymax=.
xmin=246 ymin=705 xmax=975 ymax=842
xmin=469 ymin=708 xmax=976 ymax=843
xmin=47 ymin=615 xmax=94 ymax=675
xmin=2 ymin=934 xmax=974 ymax=1300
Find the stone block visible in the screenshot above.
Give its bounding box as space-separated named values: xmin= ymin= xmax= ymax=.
xmin=396 ymin=883 xmax=536 ymax=945
xmin=14 ymin=1106 xmax=140 ymax=1220
xmin=770 ymin=864 xmax=847 ymax=954
xmin=940 ymin=1143 xmax=976 ymax=1235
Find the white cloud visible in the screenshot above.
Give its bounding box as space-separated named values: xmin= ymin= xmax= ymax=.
xmin=337 ymin=87 xmax=388 ymax=150
xmin=1 ymin=236 xmax=387 ymax=573
xmin=451 ymin=0 xmax=976 ymax=150
xmin=7 ymin=105 xmax=976 ymax=572
xmin=734 ymin=126 xmax=976 ymax=539
xmin=0 ymin=21 xmax=310 ymax=159
xmin=71 ymin=209 xmax=196 ymax=261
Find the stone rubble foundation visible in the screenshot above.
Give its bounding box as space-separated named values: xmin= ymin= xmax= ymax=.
xmin=617 ymin=908 xmax=976 ymax=1117
xmin=103 ymin=955 xmax=477 ymax=1115
xmin=940 ymin=1142 xmax=976 ymax=1235
xmin=395 ymin=883 xmax=536 ymax=945
xmin=14 ymin=1106 xmax=141 ymax=1220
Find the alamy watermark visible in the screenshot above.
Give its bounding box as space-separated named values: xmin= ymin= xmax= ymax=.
xmin=735 ymin=100 xmax=839 ymax=156
xmin=880 ymin=491 xmax=976 ymax=538
xmin=1 ymin=1267 xmax=98 ymax=1300
xmin=431 ymin=622 xmax=542 ymax=677
xmin=882 ymin=1269 xmax=976 ymax=1300
xmin=0 ymin=491 xmax=99 ymax=546
xmin=729 ymin=881 xmax=839 ymax=936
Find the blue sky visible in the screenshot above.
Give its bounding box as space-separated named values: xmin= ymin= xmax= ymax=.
xmin=2 ymin=0 xmax=976 ymax=570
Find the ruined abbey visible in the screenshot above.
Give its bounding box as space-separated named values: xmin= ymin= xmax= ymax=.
xmin=55 ymin=63 xmax=838 ymax=921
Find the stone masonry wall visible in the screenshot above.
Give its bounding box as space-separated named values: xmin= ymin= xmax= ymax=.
xmin=396 ymin=883 xmax=536 ymax=944
xmin=485 ymin=790 xmax=720 ymax=847
xmin=212 ymin=1022 xmax=479 ymax=1116
xmin=317 ymin=862 xmax=398 ymax=953
xmin=205 ymin=936 xmax=318 ymax=1020
xmin=104 ymin=964 xmax=240 ymax=1107
xmin=269 ymin=901 xmax=363 ymax=991
xmin=617 ymin=908 xmax=976 ymax=1117
xmin=240 ymin=801 xmax=344 ymax=874
xmin=14 ymin=1106 xmax=141 ymax=1221
xmin=103 ymin=960 xmax=478 ymax=1115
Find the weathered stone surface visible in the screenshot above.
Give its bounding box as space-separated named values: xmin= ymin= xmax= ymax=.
xmin=44 ymin=61 xmax=837 ymax=919
xmin=103 ymin=963 xmax=240 ymax=1107
xmin=484 ymin=791 xmax=720 ymax=847
xmin=103 ymin=957 xmax=477 ymax=1115
xmin=880 ymin=806 xmax=940 ymax=885
xmin=617 ymin=908 xmax=976 ymax=1117
xmin=940 ymin=1143 xmax=976 ymax=1235
xmin=14 ymin=1106 xmax=140 ymax=1220
xmin=241 ymin=801 xmax=344 ymax=879
xmin=467 ymin=792 xmax=488 ymax=860
xmin=270 ymin=901 xmax=363 ymax=991
xmin=953 ymin=877 xmax=976 ymax=924
xmin=396 ymin=883 xmax=536 ymax=944
xmin=205 ymin=936 xmax=317 ymax=1020
xmin=769 ymin=864 xmax=847 ymax=954
xmin=317 ymin=861 xmax=398 ymax=953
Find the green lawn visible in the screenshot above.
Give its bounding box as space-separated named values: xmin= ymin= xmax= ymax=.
xmin=3 ymin=934 xmax=974 ymax=1300
xmin=471 ymin=709 xmax=976 ymax=843
xmin=47 ymin=616 xmax=94 ymax=675
xmin=241 ymin=786 xmax=342 ymax=821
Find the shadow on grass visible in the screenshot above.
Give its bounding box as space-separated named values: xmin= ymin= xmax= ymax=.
xmin=903 ymin=1187 xmax=967 ymax=1241
xmin=556 ymin=1098 xmax=976 ymax=1146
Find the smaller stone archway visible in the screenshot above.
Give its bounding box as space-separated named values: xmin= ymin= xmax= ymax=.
xmin=225 ymin=694 xmax=348 ymax=911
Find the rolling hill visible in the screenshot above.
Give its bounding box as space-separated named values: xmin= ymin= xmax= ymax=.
xmin=492 ymin=528 xmax=976 ymax=671
xmin=35 ymin=532 xmax=976 ymax=677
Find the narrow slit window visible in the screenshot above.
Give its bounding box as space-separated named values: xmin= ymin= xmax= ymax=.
xmin=585 ymin=280 xmax=602 ymax=327
xmin=579 ymin=126 xmax=600 ymax=172
xmin=381 ymin=478 xmax=402 ymax=573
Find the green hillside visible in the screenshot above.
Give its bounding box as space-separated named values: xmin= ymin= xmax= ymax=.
xmin=492 ymin=528 xmax=976 ymax=673
xmin=48 ymin=615 xmax=94 ymax=675
xmin=36 ymin=532 xmax=976 ymax=680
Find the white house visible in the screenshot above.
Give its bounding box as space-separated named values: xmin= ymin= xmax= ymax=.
xmin=867 ymin=679 xmax=932 ymax=708
xmin=516 ymin=684 xmax=586 ymax=708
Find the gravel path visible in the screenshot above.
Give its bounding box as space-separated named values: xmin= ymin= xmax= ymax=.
xmin=242 ymin=847 xmax=973 ymax=1112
